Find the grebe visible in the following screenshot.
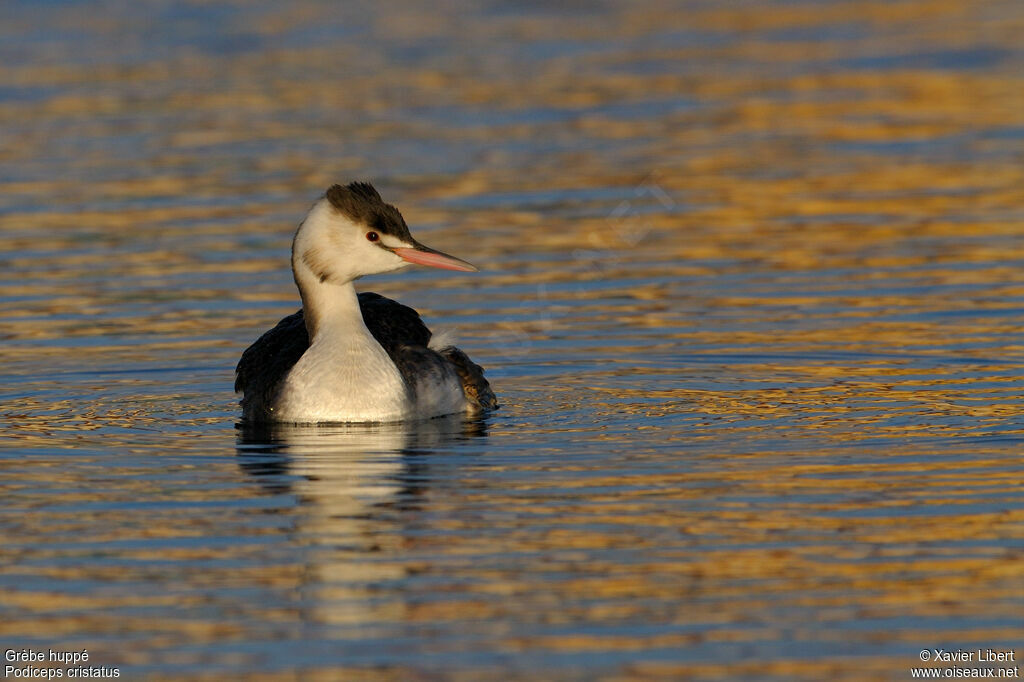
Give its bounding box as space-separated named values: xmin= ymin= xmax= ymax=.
xmin=235 ymin=182 xmax=497 ymax=423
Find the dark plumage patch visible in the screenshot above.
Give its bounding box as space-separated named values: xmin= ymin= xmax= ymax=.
xmin=325 ymin=182 xmax=413 ymax=241
xmin=437 ymin=346 xmax=499 ymax=411
xmin=356 ymin=291 xmax=431 ymax=352
xmin=235 ymin=309 xmax=309 ymax=422
xmin=300 ymin=248 xmax=333 ymax=283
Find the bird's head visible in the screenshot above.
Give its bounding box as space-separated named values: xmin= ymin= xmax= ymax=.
xmin=292 ymin=182 xmax=478 ymax=285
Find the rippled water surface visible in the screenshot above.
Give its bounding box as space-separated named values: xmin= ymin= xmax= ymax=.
xmin=2 ymin=1 xmax=1023 ymax=680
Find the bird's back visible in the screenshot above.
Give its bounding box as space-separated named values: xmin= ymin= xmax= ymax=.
xmin=235 ymin=292 xmax=497 ymax=422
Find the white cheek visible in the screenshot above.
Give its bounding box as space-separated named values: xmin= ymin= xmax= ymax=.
xmin=366 ymin=242 xmax=407 ymax=272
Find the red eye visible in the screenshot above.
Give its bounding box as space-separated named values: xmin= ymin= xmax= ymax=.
xmin=366 ymin=231 xmax=379 ymax=242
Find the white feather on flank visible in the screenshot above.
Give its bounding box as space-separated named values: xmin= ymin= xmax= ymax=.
xmin=428 ymin=328 xmax=457 ymax=351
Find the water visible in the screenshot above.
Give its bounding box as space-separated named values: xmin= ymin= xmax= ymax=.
xmin=2 ymin=1 xmax=1023 ymax=680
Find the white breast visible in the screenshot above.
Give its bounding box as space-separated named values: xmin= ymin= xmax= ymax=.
xmin=271 ymin=330 xmax=412 ymax=423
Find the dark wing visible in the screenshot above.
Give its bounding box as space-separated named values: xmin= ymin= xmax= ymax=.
xmin=235 ymin=292 xmax=497 ymax=421
xmin=234 ymin=309 xmax=308 ymax=422
xmin=358 ymin=292 xmax=497 ymax=413
xmin=356 ymin=291 xmax=431 ymax=354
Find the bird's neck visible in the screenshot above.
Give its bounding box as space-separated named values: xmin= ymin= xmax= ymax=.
xmin=280 ymin=265 xmax=412 ymax=423
xmin=293 ymin=266 xmax=365 ymax=343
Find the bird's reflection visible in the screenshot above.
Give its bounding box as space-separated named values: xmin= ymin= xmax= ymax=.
xmin=235 ymin=416 xmax=489 ymax=627
xmin=237 ymin=415 xmax=488 ymax=501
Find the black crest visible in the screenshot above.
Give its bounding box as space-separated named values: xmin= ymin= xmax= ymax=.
xmin=325 ymin=182 xmax=413 ymax=242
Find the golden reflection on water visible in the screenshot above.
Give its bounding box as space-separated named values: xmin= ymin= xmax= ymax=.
xmin=1 ymin=0 xmax=1024 ymax=680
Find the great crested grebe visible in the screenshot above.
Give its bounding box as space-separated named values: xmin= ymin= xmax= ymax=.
xmin=235 ymin=182 xmax=496 ymax=423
